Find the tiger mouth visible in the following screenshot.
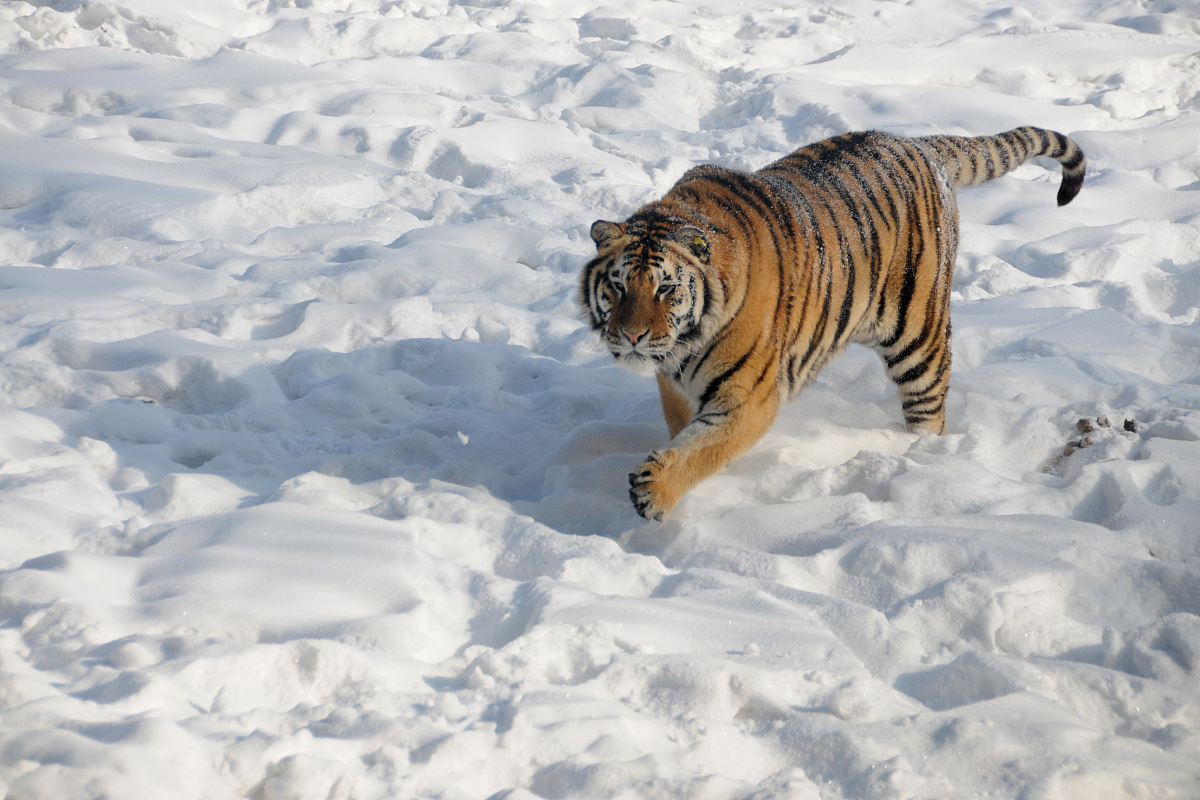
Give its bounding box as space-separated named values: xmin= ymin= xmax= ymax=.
xmin=609 ymin=337 xmax=671 ymax=365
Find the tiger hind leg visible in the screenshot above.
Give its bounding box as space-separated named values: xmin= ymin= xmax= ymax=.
xmin=879 ymin=321 xmax=952 ymax=436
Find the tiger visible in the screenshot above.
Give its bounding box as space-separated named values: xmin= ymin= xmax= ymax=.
xmin=579 ymin=125 xmax=1085 ymax=521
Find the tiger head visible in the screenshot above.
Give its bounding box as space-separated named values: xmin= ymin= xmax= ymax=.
xmin=579 ymin=215 xmax=719 ymax=371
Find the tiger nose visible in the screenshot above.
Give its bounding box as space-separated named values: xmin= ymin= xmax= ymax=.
xmin=622 ymin=327 xmax=649 ymax=345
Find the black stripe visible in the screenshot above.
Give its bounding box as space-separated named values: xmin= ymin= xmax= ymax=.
xmin=1059 ymin=147 xmax=1084 ymax=170
xmin=1014 ymin=127 xmax=1035 ymax=159
xmin=884 ymin=327 xmax=930 ymax=368
xmin=692 ymin=411 xmax=729 ymax=427
xmin=791 ymin=265 xmax=835 ymax=379
xmin=833 ymin=173 xmax=880 ymax=317
xmin=1034 ymin=127 xmax=1052 ymax=156
xmin=879 ymin=219 xmax=922 ymax=349
xmin=915 ymin=159 xmax=950 ymax=332
xmin=895 ymin=352 xmax=934 ymax=385
xmin=997 ymin=135 xmax=1014 ymax=174
xmin=900 ymin=346 xmax=950 ymax=392
xmin=872 ymin=141 xmax=928 ymax=337
xmin=903 ymin=395 xmax=943 ymax=411
xmin=813 ymin=184 xmax=861 ymax=347
xmin=695 ymin=269 xmax=714 ymax=323
xmin=758 ymin=171 xmax=824 ymax=363
xmin=683 ymin=174 xmax=761 ymax=331
xmin=685 ymin=328 xmax=728 ymax=384
xmin=699 ymin=347 xmax=754 ymax=409
xmin=588 ymin=267 xmax=609 ymax=326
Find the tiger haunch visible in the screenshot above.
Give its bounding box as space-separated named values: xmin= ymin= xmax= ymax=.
xmin=579 ymin=126 xmax=1085 ymax=521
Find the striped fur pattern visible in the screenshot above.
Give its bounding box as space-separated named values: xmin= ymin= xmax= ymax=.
xmin=579 ymin=126 xmax=1085 ymax=520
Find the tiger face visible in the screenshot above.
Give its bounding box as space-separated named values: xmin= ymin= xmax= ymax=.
xmin=579 ymin=217 xmax=718 ymax=371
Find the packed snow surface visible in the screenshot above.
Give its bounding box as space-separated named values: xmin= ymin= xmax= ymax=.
xmin=2 ymin=0 xmax=1200 ymax=798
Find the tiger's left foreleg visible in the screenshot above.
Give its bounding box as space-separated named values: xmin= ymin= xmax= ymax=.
xmin=629 ymin=390 xmax=779 ymax=521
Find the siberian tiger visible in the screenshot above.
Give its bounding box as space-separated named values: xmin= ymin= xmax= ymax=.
xmin=579 ymin=126 xmax=1085 ymax=520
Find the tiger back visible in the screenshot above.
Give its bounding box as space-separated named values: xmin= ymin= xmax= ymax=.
xmin=580 ymin=126 xmax=1085 ymax=520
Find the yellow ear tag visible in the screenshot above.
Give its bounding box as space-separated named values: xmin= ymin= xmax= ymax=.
xmin=694 ymin=237 xmax=707 ymax=250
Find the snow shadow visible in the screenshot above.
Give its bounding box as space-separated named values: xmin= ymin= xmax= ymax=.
xmin=36 ymin=336 xmax=666 ymax=540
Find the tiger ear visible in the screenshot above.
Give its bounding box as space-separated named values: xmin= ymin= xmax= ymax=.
xmin=590 ymin=220 xmax=623 ymax=249
xmin=674 ymin=226 xmax=709 ymax=259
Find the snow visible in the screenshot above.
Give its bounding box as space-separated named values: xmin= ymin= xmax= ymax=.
xmin=1 ymin=0 xmax=1199 ymax=797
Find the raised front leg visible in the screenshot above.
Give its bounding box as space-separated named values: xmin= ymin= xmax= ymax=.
xmin=629 ymin=391 xmax=779 ymax=521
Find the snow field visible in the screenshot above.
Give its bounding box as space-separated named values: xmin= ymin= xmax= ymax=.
xmin=1 ymin=0 xmax=1200 ymax=798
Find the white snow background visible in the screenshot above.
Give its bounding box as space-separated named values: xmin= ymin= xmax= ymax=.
xmin=2 ymin=0 xmax=1200 ymax=798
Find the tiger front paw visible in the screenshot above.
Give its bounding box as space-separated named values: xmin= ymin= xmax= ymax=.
xmin=628 ymin=449 xmax=681 ymax=521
